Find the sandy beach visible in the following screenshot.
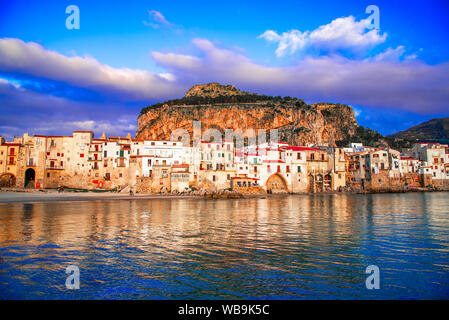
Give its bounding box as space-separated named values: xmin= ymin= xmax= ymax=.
xmin=0 ymin=190 xmax=204 ymax=203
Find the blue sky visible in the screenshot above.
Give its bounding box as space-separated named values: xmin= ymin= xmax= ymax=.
xmin=1 ymin=0 xmax=449 ymax=139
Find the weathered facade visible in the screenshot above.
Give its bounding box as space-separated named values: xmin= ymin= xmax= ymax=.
xmin=1 ymin=132 xmax=448 ymax=194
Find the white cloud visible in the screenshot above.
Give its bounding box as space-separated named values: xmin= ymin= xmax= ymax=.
xmin=372 ymin=46 xmax=406 ymax=62
xmin=69 ymin=120 xmax=136 ymax=134
xmin=151 ymin=52 xmax=201 ymax=71
xmin=0 ymin=77 xmax=138 ymax=139
xmin=152 ymin=38 xmax=449 ymax=114
xmin=259 ymin=16 xmax=387 ymax=57
xmin=143 ymin=10 xmax=172 ymax=29
xmin=0 ymin=37 xmax=184 ymax=100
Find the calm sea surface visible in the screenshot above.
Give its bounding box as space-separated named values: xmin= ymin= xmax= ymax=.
xmin=0 ymin=193 xmax=448 ymax=299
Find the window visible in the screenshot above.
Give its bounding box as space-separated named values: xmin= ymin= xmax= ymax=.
xmin=47 ymin=173 xmax=50 ymax=177
xmin=286 ymin=165 xmax=290 ymax=173
xmin=297 ymin=166 xmax=301 ymax=173
xmin=80 ymin=153 xmax=84 ymax=158
xmin=47 ymin=152 xmax=50 ymax=156
xmin=57 ymin=153 xmax=60 ymax=157
xmin=227 ymin=174 xmax=230 ymax=180
xmin=297 ymin=152 xmax=301 ymax=160
xmin=212 ymin=175 xmax=216 ymax=182
xmin=321 ymin=154 xmax=325 ymax=161
xmin=10 ymin=148 xmax=15 ymax=155
xmin=148 ymin=159 xmax=151 ymax=166
xmin=50 ymin=161 xmax=55 ymax=168
xmin=104 ymin=151 xmax=107 ymax=157
xmin=9 ymin=157 xmax=14 ymax=165
xmin=310 ymin=153 xmax=315 ymax=160
xmin=60 ymin=161 xmax=63 ymax=167
xmin=277 ymin=165 xmax=280 ymax=172
xmin=254 ymin=166 xmax=257 ymax=173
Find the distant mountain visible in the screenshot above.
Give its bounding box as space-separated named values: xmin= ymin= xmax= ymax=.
xmin=387 ymin=118 xmax=449 ymax=146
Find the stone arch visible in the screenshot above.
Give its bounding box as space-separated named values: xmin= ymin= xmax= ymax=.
xmin=24 ymin=168 xmax=36 ymax=188
xmin=0 ymin=173 xmax=16 ymax=187
xmin=266 ymin=173 xmax=287 ymax=193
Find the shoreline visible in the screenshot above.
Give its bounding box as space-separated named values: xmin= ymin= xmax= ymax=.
xmin=0 ymin=188 xmax=447 ymax=203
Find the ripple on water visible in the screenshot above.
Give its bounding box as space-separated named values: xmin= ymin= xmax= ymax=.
xmin=0 ymin=193 xmax=448 ymax=299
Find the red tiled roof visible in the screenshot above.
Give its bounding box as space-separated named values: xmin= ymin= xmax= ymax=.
xmin=282 ymin=146 xmax=322 ymax=152
xmin=2 ymin=143 xmax=21 ymax=146
xmin=400 ymin=156 xmax=418 ymax=160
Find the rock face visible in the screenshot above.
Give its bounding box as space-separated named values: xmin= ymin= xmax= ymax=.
xmin=136 ymin=83 xmax=359 ymax=146
xmin=185 ymin=82 xmax=247 ymax=98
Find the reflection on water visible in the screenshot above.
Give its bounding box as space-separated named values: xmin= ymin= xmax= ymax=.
xmin=0 ymin=193 xmax=448 ymax=299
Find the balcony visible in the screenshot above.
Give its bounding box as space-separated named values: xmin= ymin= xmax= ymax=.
xmin=88 ymin=156 xmax=103 ymax=161
xmin=307 ymin=157 xmax=327 ymax=162
xmin=89 ymin=147 xmax=103 ymax=153
xmin=47 ymin=165 xmax=65 ymax=170
xmin=27 ymin=160 xmax=36 ymax=167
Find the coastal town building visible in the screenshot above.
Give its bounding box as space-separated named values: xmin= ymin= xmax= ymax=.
xmin=1 ymin=131 xmax=449 ymax=193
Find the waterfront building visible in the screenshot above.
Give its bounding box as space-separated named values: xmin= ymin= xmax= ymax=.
xmin=2 ymin=131 xmax=449 ymax=193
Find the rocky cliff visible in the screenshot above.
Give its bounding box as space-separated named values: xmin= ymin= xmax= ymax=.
xmin=136 ymin=83 xmax=360 ymax=146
